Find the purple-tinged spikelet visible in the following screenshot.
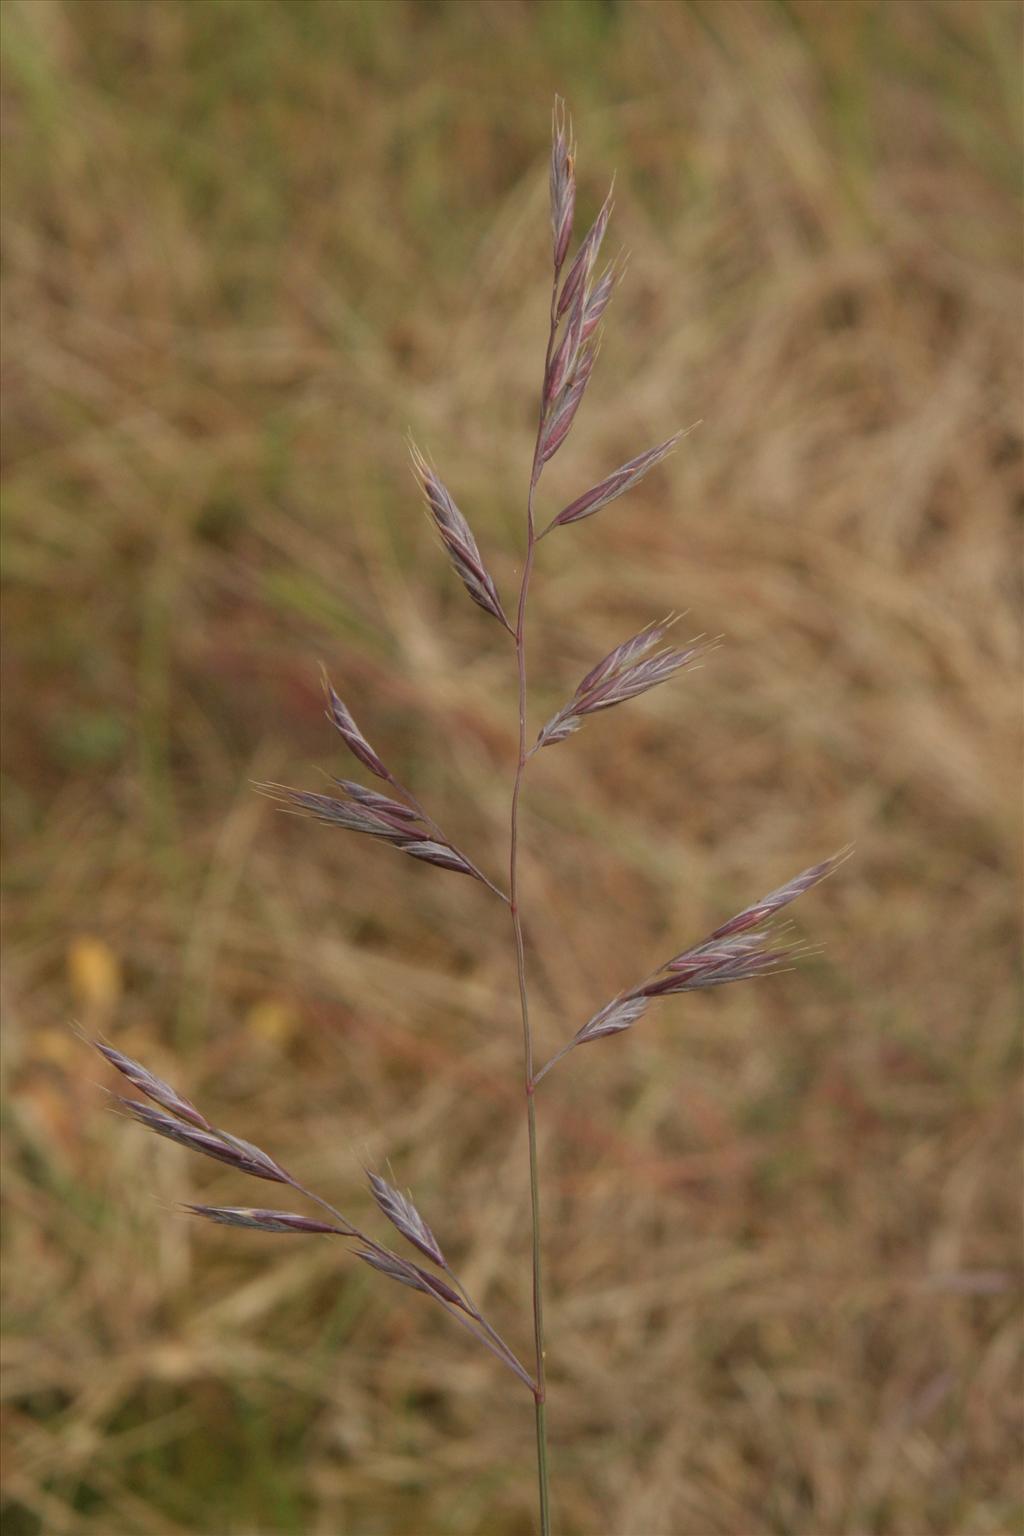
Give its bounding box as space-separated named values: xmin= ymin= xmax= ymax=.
xmin=321 ymin=672 xmax=389 ymax=780
xmin=355 ymin=1246 xmax=426 ymax=1292
xmin=356 ymin=1247 xmax=469 ymax=1311
xmin=264 ymin=784 xmax=422 ymax=842
xmin=642 ymin=932 xmax=806 ymax=995
xmin=574 ymin=995 xmax=649 ymax=1045
xmin=703 ymin=850 xmax=851 ymax=942
xmin=580 ymin=259 xmax=622 ymax=341
xmin=333 ymin=780 xmax=421 ymax=822
xmin=536 ymin=621 xmax=714 ymax=748
xmin=367 ymin=1171 xmax=446 ymax=1266
xmin=185 ymin=1205 xmax=352 ymax=1236
xmin=410 ymin=442 xmax=512 ymax=630
xmin=409 ymin=1265 xmax=468 ymax=1310
xmin=116 ymin=1099 xmax=289 ymax=1183
xmin=549 ymin=97 xmax=576 ymax=271
xmin=257 ymin=783 xmax=484 ymax=884
xmin=535 ymin=172 xmax=617 ymax=468
xmin=548 ymin=433 xmax=684 ymax=531
xmin=556 ymin=184 xmax=614 ymax=322
xmin=399 ymin=840 xmax=478 ymax=877
xmin=539 ymin=336 xmax=600 ymax=465
xmin=94 ymin=1041 xmax=210 ymax=1131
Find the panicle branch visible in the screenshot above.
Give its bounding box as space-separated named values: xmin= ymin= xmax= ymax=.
xmin=534 ymin=851 xmax=849 ymax=1082
xmin=256 ymin=668 xmax=508 ymax=901
xmin=92 ymin=1037 xmax=534 ymax=1390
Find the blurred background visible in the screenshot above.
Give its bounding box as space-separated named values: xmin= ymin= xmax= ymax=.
xmin=2 ymin=2 xmax=1020 ymax=1533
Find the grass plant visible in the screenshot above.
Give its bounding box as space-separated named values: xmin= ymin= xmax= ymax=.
xmin=3 ymin=4 xmax=1019 ymax=1533
xmin=87 ymin=101 xmax=846 ymax=1534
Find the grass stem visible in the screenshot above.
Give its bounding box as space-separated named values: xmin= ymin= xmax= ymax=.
xmin=510 ymin=279 xmax=561 ymax=1532
xmin=511 ymin=519 xmax=549 ymax=1531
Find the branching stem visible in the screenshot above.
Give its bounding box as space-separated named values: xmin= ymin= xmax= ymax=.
xmin=286 ymin=1175 xmax=535 ymax=1391
xmin=383 ymin=769 xmax=510 ymax=903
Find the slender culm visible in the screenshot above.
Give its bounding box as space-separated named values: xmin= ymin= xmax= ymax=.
xmin=89 ymin=99 xmax=845 ymax=1536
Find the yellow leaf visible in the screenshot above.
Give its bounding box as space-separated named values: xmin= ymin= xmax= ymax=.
xmin=246 ymin=997 xmax=298 ymax=1047
xmin=68 ymin=936 xmax=121 ymax=1018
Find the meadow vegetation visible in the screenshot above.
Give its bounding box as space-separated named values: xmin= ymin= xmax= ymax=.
xmin=2 ymin=2 xmax=1020 ymax=1532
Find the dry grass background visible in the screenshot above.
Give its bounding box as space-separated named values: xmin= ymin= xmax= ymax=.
xmin=2 ymin=2 xmax=1021 ymax=1533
